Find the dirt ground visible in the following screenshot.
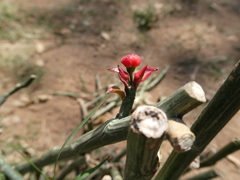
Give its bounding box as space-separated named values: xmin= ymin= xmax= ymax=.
xmin=0 ymin=0 xmax=240 ymax=179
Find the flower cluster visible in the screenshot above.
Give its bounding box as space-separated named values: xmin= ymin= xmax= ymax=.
xmin=107 ymin=54 xmax=158 ymax=99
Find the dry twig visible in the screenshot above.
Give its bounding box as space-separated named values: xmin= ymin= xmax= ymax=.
xmin=0 ymin=75 xmax=36 ymax=106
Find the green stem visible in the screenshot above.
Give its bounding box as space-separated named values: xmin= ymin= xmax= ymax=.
xmin=0 ymin=153 xmax=25 ymax=180
xmin=200 ymin=138 xmax=240 ymax=167
xmin=14 ymin=81 xmax=205 ymax=175
xmin=56 ymin=157 xmax=86 ymax=180
xmin=186 ymin=169 xmax=220 ymax=180
xmin=110 ymin=167 xmax=123 ymax=180
xmin=154 ymin=61 xmax=240 ymax=180
xmin=117 ymin=85 xmax=137 ymax=119
xmin=124 ymin=106 xmax=168 ymax=180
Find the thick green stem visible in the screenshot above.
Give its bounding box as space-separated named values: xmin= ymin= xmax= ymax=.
xmin=14 ymin=81 xmax=205 ymax=175
xmin=124 ymin=106 xmax=168 ymax=180
xmin=117 ymin=86 xmax=136 ymax=119
xmin=155 ymin=81 xmax=206 ymax=119
xmin=0 ymin=153 xmax=24 ymax=180
xmin=154 ymin=61 xmax=240 ymax=180
xmin=166 ymin=118 xmax=195 ymax=153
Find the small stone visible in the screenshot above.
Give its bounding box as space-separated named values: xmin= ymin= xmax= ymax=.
xmin=99 ymin=43 xmax=107 ymax=49
xmin=82 ymin=20 xmax=90 ymax=27
xmin=60 ymin=28 xmax=71 ymax=36
xmin=13 ymin=94 xmax=32 ymax=107
xmin=12 ymin=100 xmax=27 ymax=108
xmin=37 ymin=94 xmax=52 ymax=103
xmin=227 ymin=35 xmax=239 ymax=42
xmin=101 ymin=31 xmax=111 ymax=41
xmin=35 ymin=41 xmax=45 ymax=53
xmin=102 ymin=175 xmax=112 ymax=180
xmin=154 ymin=3 xmax=164 ymax=14
xmin=35 ymin=59 xmax=45 ymax=67
xmin=12 ymin=116 xmax=21 ymax=123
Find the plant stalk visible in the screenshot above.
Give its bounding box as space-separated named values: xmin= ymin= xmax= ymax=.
xmin=200 ymin=138 xmax=240 ymax=167
xmin=14 ymin=81 xmax=206 ymax=174
xmin=0 ymin=75 xmax=36 ymax=106
xmin=124 ymin=106 xmax=168 ymax=180
xmin=186 ymin=169 xmax=220 ymax=180
xmin=117 ymin=86 xmax=136 ymax=119
xmin=154 ymin=61 xmax=240 ymax=180
xmin=0 ymin=153 xmax=24 ymax=180
xmin=166 ymin=118 xmax=195 ymax=153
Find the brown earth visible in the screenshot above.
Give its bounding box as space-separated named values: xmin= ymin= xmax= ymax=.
xmin=0 ymin=0 xmax=240 ymax=179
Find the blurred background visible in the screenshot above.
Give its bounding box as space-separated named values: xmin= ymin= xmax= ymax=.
xmin=0 ymin=0 xmax=240 ymax=179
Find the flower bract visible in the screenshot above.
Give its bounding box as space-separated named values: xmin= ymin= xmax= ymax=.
xmin=106 ymin=86 xmax=126 ymax=100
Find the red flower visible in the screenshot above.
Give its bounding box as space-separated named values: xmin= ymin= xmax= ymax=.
xmin=108 ymin=65 xmax=158 ymax=88
xmin=121 ymin=54 xmax=141 ymax=68
xmin=107 ymin=54 xmax=158 ymax=99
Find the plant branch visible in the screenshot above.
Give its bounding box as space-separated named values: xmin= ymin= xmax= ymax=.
xmin=124 ymin=106 xmax=168 ymax=180
xmin=15 ymin=146 xmax=74 ymax=175
xmin=14 ymin=81 xmax=206 ymax=174
xmin=155 ymin=81 xmax=206 ymax=118
xmin=117 ymin=85 xmax=137 ymax=119
xmin=200 ymin=138 xmax=240 ymax=167
xmin=166 ymin=118 xmax=195 ymax=153
xmin=154 ymin=60 xmax=240 ymax=180
xmin=0 ymin=153 xmax=24 ymax=180
xmin=56 ymin=157 xmax=86 ymax=180
xmin=45 ymin=89 xmax=90 ymax=99
xmin=110 ymin=166 xmax=123 ymax=180
xmin=0 ymin=75 xmax=36 ymax=106
xmin=95 ymin=74 xmax=102 ymax=91
xmin=112 ymin=149 xmax=126 ymax=163
xmin=186 ymin=169 xmax=220 ymax=180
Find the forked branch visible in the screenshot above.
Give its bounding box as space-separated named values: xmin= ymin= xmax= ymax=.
xmin=155 ymin=61 xmax=240 ymax=180
xmin=15 ymin=81 xmax=206 ymax=174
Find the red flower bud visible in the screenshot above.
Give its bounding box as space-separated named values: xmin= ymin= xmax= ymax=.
xmin=121 ymin=54 xmax=141 ymax=68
